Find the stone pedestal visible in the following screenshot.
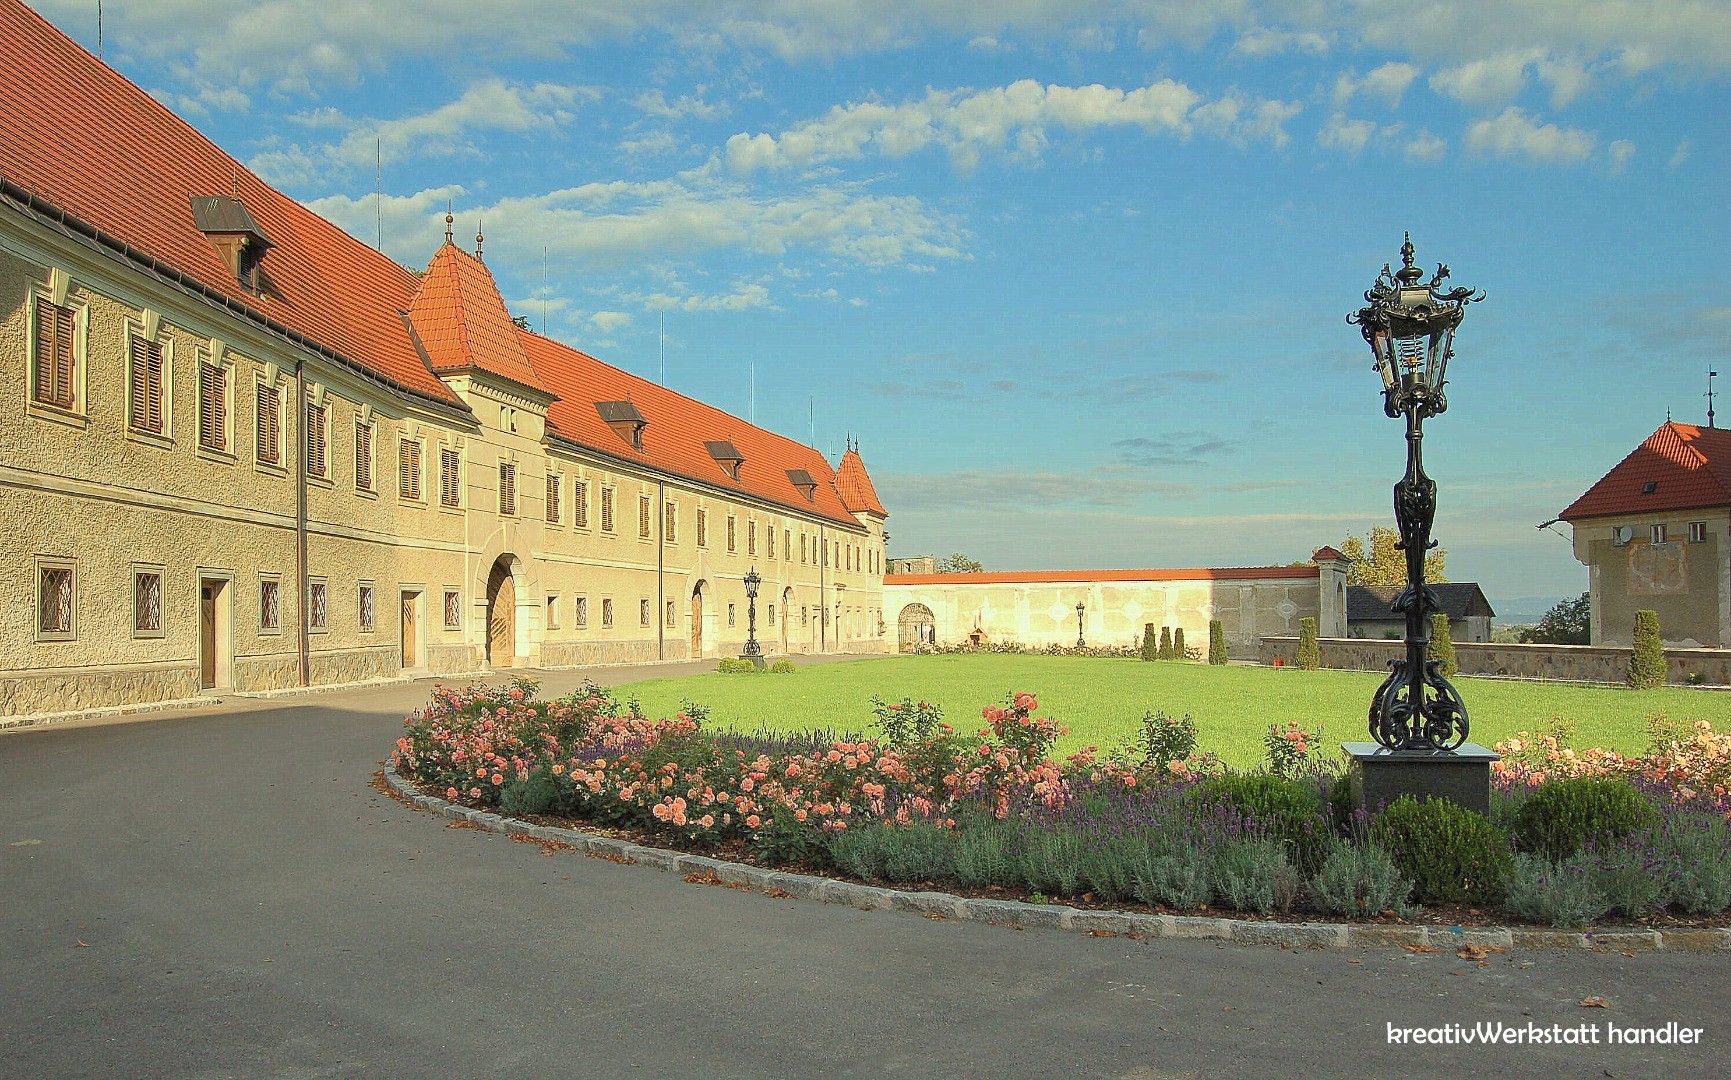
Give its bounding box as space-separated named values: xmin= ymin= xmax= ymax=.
xmin=1343 ymin=742 xmax=1500 ymax=817
xmin=736 ymin=654 xmax=768 ymax=671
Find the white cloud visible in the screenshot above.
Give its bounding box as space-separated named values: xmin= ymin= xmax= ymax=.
xmin=1669 ymin=139 xmax=1691 ymax=167
xmin=1463 ymin=107 xmax=1596 ymax=164
xmin=588 ymin=310 xmax=634 ymax=332
xmin=1607 ymin=138 xmax=1636 ymax=173
xmin=616 ymin=130 xmax=683 ymax=158
xmin=1429 ymin=50 xmax=1540 ymax=108
xmin=1189 ymin=93 xmax=1303 ymax=149
xmin=632 ymin=89 xmax=730 ymax=121
xmin=1232 ymin=27 xmax=1332 ymax=58
xmin=1332 ymin=62 xmax=1419 ymax=108
xmin=1317 ymin=113 xmax=1377 ymax=155
xmin=1402 ymin=130 xmax=1448 ymax=161
xmin=621 ymin=279 xmax=777 ymax=313
xmin=1536 ymin=55 xmax=1594 ymax=108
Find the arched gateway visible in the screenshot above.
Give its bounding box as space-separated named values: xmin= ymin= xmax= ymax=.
xmin=898 ymin=603 xmax=936 ymax=649
xmin=485 ymin=556 xmax=517 ymax=667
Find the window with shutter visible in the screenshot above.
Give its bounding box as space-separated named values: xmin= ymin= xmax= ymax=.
xmin=399 ymin=440 xmax=423 ymax=500
xmin=199 ymin=361 xmax=227 ymax=451
xmin=767 ymin=526 xmax=775 ymax=559
xmin=546 ymin=473 xmax=561 ymax=523
xmin=439 ymin=448 xmax=460 ymax=507
xmin=601 ymin=487 xmax=615 ymax=533
xmin=696 ymin=508 xmax=707 ymax=547
xmin=354 ymin=421 xmax=373 ymax=490
xmin=32 ymin=297 xmax=77 ymax=409
xmin=130 ymin=337 xmax=164 ymax=434
xmin=748 ymin=521 xmax=757 ymax=556
xmin=256 ymin=383 xmax=280 ymax=464
xmin=499 ymin=462 xmax=517 ymax=516
xmin=664 ymin=501 xmax=677 ymax=543
xmin=305 ymin=402 xmax=327 ymax=478
xmin=574 ymin=481 xmax=589 ymax=528
xmin=639 ymin=495 xmax=651 ymax=539
xmin=727 ymin=516 xmax=736 ymax=552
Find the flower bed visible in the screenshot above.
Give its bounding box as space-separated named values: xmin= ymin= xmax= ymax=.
xmin=392 ymin=679 xmax=1731 ymax=929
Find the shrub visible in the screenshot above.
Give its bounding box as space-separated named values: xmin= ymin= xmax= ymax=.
xmin=1654 ymin=813 xmax=1731 ymax=914
xmin=878 ymin=824 xmax=958 ymax=883
xmin=1428 ymin=613 xmax=1458 ymax=678
xmin=717 ymin=657 xmax=759 ymax=674
xmin=1504 ymin=853 xmax=1611 ymax=928
xmin=1328 ymin=772 xmax=1358 ymax=832
xmin=1583 ymin=841 xmax=1673 ymax=918
xmin=953 ymin=818 xmax=1017 ymax=888
xmin=499 ymin=770 xmax=563 ymax=816
xmin=1263 ymin=720 xmax=1322 ymax=780
xmin=1159 ymin=626 xmax=1174 ymax=661
xmin=1129 ymin=849 xmax=1213 ymax=910
xmin=1308 ymin=839 xmax=1414 ymax=917
xmin=1208 ymin=619 xmax=1228 ymax=665
xmin=1629 ymin=610 xmax=1665 ymax=689
xmin=1189 ymin=773 xmax=1329 ymax=874
xmin=1128 ymin=709 xmax=1198 ymax=774
xmin=1512 ymin=777 xmax=1659 ymax=860
xmin=770 ymin=659 xmax=795 ymax=673
xmin=869 ymin=695 xmax=946 ymax=750
xmin=1017 ymin=828 xmax=1088 ymax=895
xmin=1370 ymin=795 xmax=1513 ymax=906
xmin=1173 ymin=627 xmax=1186 ymax=661
xmin=1296 ymin=617 xmax=1319 ymax=670
xmin=1141 ymin=623 xmax=1158 ymax=662
xmin=1210 ymin=838 xmax=1301 ymax=914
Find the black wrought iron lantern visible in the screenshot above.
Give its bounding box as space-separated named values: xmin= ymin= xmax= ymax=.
xmin=1075 ymin=601 xmax=1086 ymax=649
xmin=1348 ymin=233 xmax=1484 ymax=752
xmin=742 ymin=567 xmax=762 ymax=657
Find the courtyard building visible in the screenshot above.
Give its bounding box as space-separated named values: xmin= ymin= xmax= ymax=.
xmin=1347 ymin=583 xmax=1495 ymax=643
xmin=0 ymin=2 xmax=887 ymax=718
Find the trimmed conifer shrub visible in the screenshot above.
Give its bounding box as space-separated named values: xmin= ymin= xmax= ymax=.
xmin=1296 ymin=617 xmax=1319 ymax=670
xmin=1628 ymin=609 xmax=1665 ymax=689
xmin=1208 ymin=619 xmax=1228 ymax=665
xmin=1428 ymin=612 xmax=1459 ymax=678
xmin=1159 ymin=625 xmax=1174 ymax=660
xmin=1141 ymin=623 xmax=1158 ymax=662
xmin=1173 ymin=626 xmax=1187 ymax=660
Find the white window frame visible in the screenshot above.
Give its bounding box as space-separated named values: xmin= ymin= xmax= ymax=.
xmin=1689 ymin=521 xmax=1708 ymax=544
xmin=133 ymin=563 xmax=166 ymax=639
xmin=259 ymin=573 xmax=283 ymax=635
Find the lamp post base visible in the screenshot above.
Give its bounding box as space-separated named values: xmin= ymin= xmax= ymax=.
xmin=1343 ymin=742 xmax=1500 ymax=817
xmin=736 ymin=654 xmax=768 ymax=671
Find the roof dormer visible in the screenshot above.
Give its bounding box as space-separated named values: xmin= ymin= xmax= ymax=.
xmin=191 ymin=196 xmax=273 ymax=291
xmin=786 ymin=468 xmax=819 ymax=502
xmin=597 ymin=400 xmax=647 ymax=450
xmin=706 ymin=440 xmax=745 ymax=480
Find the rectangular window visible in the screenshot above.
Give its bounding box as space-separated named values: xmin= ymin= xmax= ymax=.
xmin=305 ymin=401 xmax=328 ymax=479
xmin=444 ymin=589 xmax=462 ymax=629
xmin=767 ymin=604 xmax=776 ymax=625
xmin=256 ymin=382 xmax=281 ymax=464
xmin=823 ymin=539 xmax=829 ymax=567
xmin=665 ymin=501 xmax=678 ymax=543
xmin=767 ymin=527 xmax=776 ymax=560
xmin=784 ymin=529 xmax=791 ymax=560
xmin=133 ymin=568 xmax=163 ymax=636
xmin=601 ymin=487 xmax=616 ymax=533
xmin=800 ymin=535 xmax=807 ymax=564
xmin=308 ymin=579 xmax=328 ymax=631
xmin=37 ymin=561 xmax=75 ymax=639
xmin=602 ymin=598 xmax=615 ymax=628
xmin=1689 ymin=521 xmax=1708 ymax=544
xmin=546 ymin=594 xmax=561 ymax=630
xmin=726 ymin=516 xmax=737 ymax=552
xmin=749 ymin=521 xmax=758 ymax=557
xmin=354 ymin=420 xmax=373 ymax=490
xmin=1652 ymin=524 xmax=1669 ymax=544
xmin=801 ymin=605 xmax=809 ymax=625
xmin=639 ymin=494 xmax=652 ymax=539
xmin=398 ymin=440 xmax=422 ymax=500
xmin=498 ymin=462 xmax=516 ymax=516
xmin=546 ymin=473 xmax=561 ymax=523
xmin=575 ymin=596 xmax=588 ymax=628
xmin=640 ymin=598 xmax=651 ymax=627
xmin=32 ymin=297 xmax=77 ymax=409
xmin=198 ymin=360 xmax=227 ymax=451
xmin=358 ymin=584 xmax=376 ymax=632
xmin=574 ymin=480 xmax=589 ymax=528
xmin=697 ymin=508 xmax=707 ymax=548
xmin=260 ymin=577 xmax=281 ymax=632
xmin=439 ymin=448 xmax=460 ymax=507
xmin=666 ymin=599 xmax=676 ymax=628
xmin=129 ymin=337 xmax=164 ymax=434
xmin=728 ymin=603 xmax=736 ymax=628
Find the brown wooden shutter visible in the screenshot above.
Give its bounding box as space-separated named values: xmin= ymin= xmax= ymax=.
xmin=574 ymin=481 xmax=588 ymax=528
xmin=355 ymin=421 xmax=372 ymax=489
xmin=131 ymin=338 xmax=163 ymax=433
xmin=199 ymin=362 xmax=226 ymax=450
xmin=256 ymin=383 xmax=280 ymax=463
xmin=35 ymin=299 xmax=76 ymax=408
xmin=399 ymin=441 xmax=417 ymax=499
xmin=305 ymin=402 xmax=326 ymax=477
xmin=546 ymin=473 xmax=560 ymax=522
xmin=499 ymin=462 xmax=516 ymax=516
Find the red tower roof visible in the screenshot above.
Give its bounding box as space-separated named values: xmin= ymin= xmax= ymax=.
xmin=836 ymin=448 xmax=888 ymax=517
xmin=1560 ymin=422 xmax=1731 ymax=521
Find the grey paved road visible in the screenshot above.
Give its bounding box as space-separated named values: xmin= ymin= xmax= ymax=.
xmin=2 ymin=662 xmax=1725 ymax=1079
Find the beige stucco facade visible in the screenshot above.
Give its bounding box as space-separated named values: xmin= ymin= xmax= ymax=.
xmin=1 ymin=215 xmax=887 ymax=719
xmin=1569 ymin=510 xmax=1731 ymax=648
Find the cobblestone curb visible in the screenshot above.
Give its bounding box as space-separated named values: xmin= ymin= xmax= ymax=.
xmin=383 ymin=762 xmax=1731 ymax=953
xmin=1 ymin=696 xmax=222 ymax=732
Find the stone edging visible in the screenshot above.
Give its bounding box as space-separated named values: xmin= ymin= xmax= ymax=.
xmin=0 ymin=695 xmax=222 ymax=732
xmin=382 ymin=762 xmax=1731 ymax=953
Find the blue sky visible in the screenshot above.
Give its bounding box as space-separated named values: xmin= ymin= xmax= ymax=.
xmin=31 ymin=1 xmax=1730 ymax=613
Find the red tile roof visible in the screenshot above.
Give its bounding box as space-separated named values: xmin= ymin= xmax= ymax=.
xmin=1560 ymin=422 xmax=1731 ymax=521
xmin=886 ymin=566 xmax=1321 ymax=585
xmin=409 ymin=244 xmax=550 ymax=395
xmin=835 ymin=448 xmax=887 ymax=517
xmin=0 ymin=1 xmax=867 ymax=529
xmin=1312 ymin=546 xmax=1347 ymax=561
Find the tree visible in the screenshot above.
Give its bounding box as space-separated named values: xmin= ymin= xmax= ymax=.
xmin=1519 ymin=592 xmax=1590 ymax=645
xmin=936 ymin=552 xmax=983 ymax=573
xmin=1338 ymin=526 xmax=1447 ymax=586
xmin=1141 ymin=623 xmax=1158 ymax=662
xmin=1158 ymin=626 xmax=1174 ymax=660
xmin=1628 ymin=610 xmax=1665 ymax=689
xmin=1173 ymin=626 xmax=1187 ymax=661
xmin=1296 ymin=617 xmax=1320 ymax=670
xmin=1428 ymin=613 xmax=1459 ymax=678
xmin=1208 ymin=620 xmax=1228 ymax=665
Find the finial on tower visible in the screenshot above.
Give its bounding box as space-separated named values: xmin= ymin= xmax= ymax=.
xmin=475 ymin=217 xmax=484 ymax=262
xmin=444 ymin=201 xmax=453 ymax=245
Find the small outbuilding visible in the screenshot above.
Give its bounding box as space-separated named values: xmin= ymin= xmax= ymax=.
xmin=1347 ymin=583 xmax=1496 ymax=643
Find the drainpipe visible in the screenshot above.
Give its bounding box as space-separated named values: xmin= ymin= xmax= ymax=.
xmin=819 ymin=523 xmax=827 ymax=653
xmin=294 ymin=360 xmax=310 ymax=688
xmin=656 ymin=477 xmax=665 ymax=660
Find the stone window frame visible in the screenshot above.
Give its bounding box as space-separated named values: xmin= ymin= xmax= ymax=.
xmin=546 ymin=593 xmax=561 ymax=631
xmin=600 ymin=486 xmax=616 ymax=534
xmin=196 ymin=346 xmax=236 ymax=460
xmin=254 ymin=373 xmax=285 ymax=472
xmin=443 ymin=588 xmax=463 ymax=630
xmin=25 ymin=269 xmax=89 ymax=426
xmin=696 ymin=506 xmax=708 ymax=548
xmin=308 ymin=576 xmax=329 ymax=633
xmin=1689 ymin=521 xmax=1708 ymax=544
xmin=132 ymin=562 xmax=165 ymax=639
xmin=545 ymin=471 xmax=562 ymax=525
xmin=664 ymin=499 xmax=678 ymax=544
xmin=727 ymin=602 xmax=736 ymax=628
xmin=638 ymin=493 xmax=653 ymax=541
xmin=124 ymin=317 xmax=174 ymax=447
xmin=259 ymin=573 xmax=283 ymax=635
xmin=767 ymin=603 xmax=776 ymax=626
xmin=358 ymin=581 xmax=377 ymax=633
xmin=35 ymin=556 xmax=77 ymax=642
xmin=665 ymin=599 xmax=676 ymax=628
xmin=574 ymin=595 xmax=589 ymax=629
xmin=572 ymin=477 xmax=590 ymax=530
xmin=498 ymin=460 xmax=518 ymax=517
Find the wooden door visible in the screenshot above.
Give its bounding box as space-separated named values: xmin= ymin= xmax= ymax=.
xmin=487 ymin=564 xmax=514 ymax=666
xmin=199 ymin=583 xmax=216 ymax=689
xmin=401 ymin=593 xmax=418 ymax=669
xmin=690 ymin=590 xmax=704 ymax=656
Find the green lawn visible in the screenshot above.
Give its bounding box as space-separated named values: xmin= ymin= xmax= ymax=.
xmin=614 ymin=655 xmax=1731 ymax=768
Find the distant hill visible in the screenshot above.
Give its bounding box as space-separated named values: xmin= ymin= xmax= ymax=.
xmin=1493 ymin=596 xmax=1569 ymax=626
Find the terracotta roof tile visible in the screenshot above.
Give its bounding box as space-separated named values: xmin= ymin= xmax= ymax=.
xmin=1560 ymin=422 xmax=1731 ymax=521
xmin=835 ymin=448 xmax=887 ymax=517
xmin=408 ymin=244 xmax=550 ymax=395
xmin=886 ymin=566 xmax=1321 ymax=585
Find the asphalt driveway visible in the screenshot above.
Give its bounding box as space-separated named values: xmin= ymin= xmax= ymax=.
xmin=1 ymin=663 xmax=1725 ymax=1079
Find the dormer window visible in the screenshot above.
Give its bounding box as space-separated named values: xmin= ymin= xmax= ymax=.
xmin=1642 ymin=481 xmax=1658 ymax=495
xmin=705 ymin=440 xmax=744 ymax=480
xmin=786 ymin=469 xmax=818 ymax=502
xmin=191 ymin=196 xmax=273 ymax=291
xmin=596 ymin=401 xmax=647 ymax=450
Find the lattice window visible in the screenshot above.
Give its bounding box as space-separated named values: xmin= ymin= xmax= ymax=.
xmin=399 ymin=440 xmax=422 ymax=500
xmin=134 ymin=570 xmax=162 ymax=634
xmin=38 ymin=563 xmax=74 ymax=637
xmin=545 ymin=473 xmax=561 ymax=523
xmin=358 ymin=584 xmax=375 ymax=631
xmin=260 ymin=578 xmax=281 ymax=631
xmin=574 ymin=481 xmax=589 ymax=528
xmin=602 ymin=598 xmax=614 ymax=628
xmin=601 ymin=487 xmax=615 ymax=533
xmin=354 ymin=421 xmax=373 ymax=490
xmin=748 ymin=521 xmax=757 ymax=557
xmin=129 ymin=337 xmax=164 ymax=434
xmin=639 ymin=494 xmax=652 ymax=539
xmin=727 ymin=516 xmax=736 ymax=552
xmin=304 ymin=402 xmax=328 ymax=478
xmin=666 ymin=599 xmax=676 ymax=627
xmin=256 ymin=382 xmax=281 ymax=464
xmin=498 ymin=462 xmax=517 ymax=516
xmin=640 ymin=598 xmax=651 ymax=626
xmin=308 ymin=580 xmax=328 ymax=630
xmin=198 ymin=359 xmax=227 ymax=451
xmin=444 ymin=590 xmax=462 ymax=629
xmin=728 ymin=603 xmax=736 ymax=627
xmin=439 ymin=448 xmax=460 ymax=507
xmin=32 ymin=297 xmax=77 ymax=409
xmin=575 ymin=596 xmax=588 ymax=628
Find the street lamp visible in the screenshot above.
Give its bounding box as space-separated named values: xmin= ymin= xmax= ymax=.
xmin=1076 ymin=601 xmax=1086 ymax=649
xmin=742 ymin=567 xmax=762 ymax=658
xmin=1348 ymin=232 xmax=1484 ymax=753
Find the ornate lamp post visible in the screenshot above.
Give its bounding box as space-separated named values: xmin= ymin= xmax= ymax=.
xmin=742 ymin=567 xmax=763 ymax=659
xmin=1076 ymin=601 xmax=1086 ymax=649
xmin=1345 ymin=234 xmax=1496 ymax=812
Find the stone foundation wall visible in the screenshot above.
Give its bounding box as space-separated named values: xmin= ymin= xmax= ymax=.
xmin=1259 ymin=635 xmax=1731 ymax=686
xmin=0 ymin=663 xmax=202 ymax=716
